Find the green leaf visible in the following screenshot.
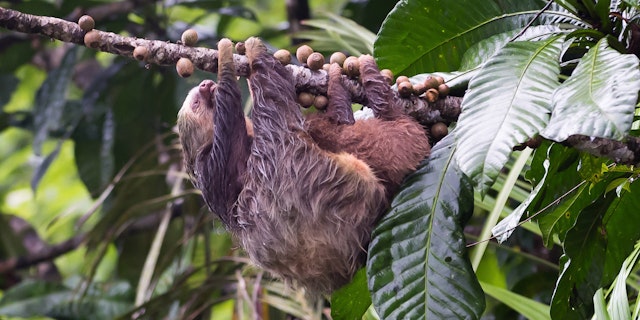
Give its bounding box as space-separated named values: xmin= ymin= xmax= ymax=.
xmin=374 ymin=0 xmax=574 ymax=75
xmin=455 ymin=37 xmax=563 ymax=194
xmin=30 ymin=139 xmax=64 ymax=191
xmin=554 ymin=0 xmax=587 ymax=16
xmin=81 ymin=64 xmax=179 ymax=285
xmin=601 ymin=181 xmax=640 ymax=280
xmin=491 ymin=154 xmax=549 ymax=243
xmin=367 ymin=134 xmax=484 ymax=319
xmin=0 ymin=41 xmax=36 ymax=74
xmin=594 ymin=0 xmax=613 ymax=32
xmin=460 ymin=25 xmax=566 ymax=70
xmin=623 ymin=0 xmax=640 ymax=9
xmin=30 ymin=47 xmax=78 ymax=190
xmin=0 ymin=215 xmax=27 ymax=260
xmin=342 ymin=0 xmax=397 ymax=32
xmin=605 ymin=240 xmax=640 ymax=320
xmin=72 ymin=62 xmax=124 ymax=195
xmin=32 ymin=47 xmax=77 ymax=155
xmin=217 ymin=6 xmax=257 ymax=21
xmin=363 ymin=306 xmax=380 ymax=320
xmin=528 ymin=143 xmax=608 ymax=247
xmin=331 ymin=268 xmax=372 ymax=320
xmin=541 ymin=37 xmax=640 ymax=141
xmin=73 ymin=106 xmax=114 ymax=195
xmin=594 ymin=288 xmax=612 ymax=320
xmin=300 ymin=12 xmax=376 ymax=55
xmin=551 ymin=179 xmax=640 ymax=318
xmin=174 ymin=0 xmax=226 ymax=10
xmin=537 ymin=183 xmax=593 ymax=245
xmin=0 ymin=75 xmax=18 ymax=110
xmin=0 ymin=279 xmax=132 ymax=319
xmin=480 ymin=281 xmax=551 ymax=320
xmin=551 ymin=199 xmax=609 ymax=319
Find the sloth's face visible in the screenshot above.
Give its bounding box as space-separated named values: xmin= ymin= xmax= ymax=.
xmin=177 ymin=79 xmax=217 ymax=175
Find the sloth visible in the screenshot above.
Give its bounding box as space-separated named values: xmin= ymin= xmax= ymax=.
xmin=177 ymin=37 xmax=430 ymax=293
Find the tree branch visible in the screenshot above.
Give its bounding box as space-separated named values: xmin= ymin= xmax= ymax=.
xmin=0 ymin=6 xmax=462 ymax=125
xmin=0 ymin=234 xmax=84 ymax=274
xmin=0 ymin=207 xmax=183 ymax=274
xmin=564 ymin=135 xmax=640 ymax=165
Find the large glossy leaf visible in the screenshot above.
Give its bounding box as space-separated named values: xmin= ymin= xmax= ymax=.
xmin=541 ymin=37 xmax=640 ymax=141
xmin=367 ymin=134 xmax=484 ymax=320
xmin=552 ymin=200 xmax=610 ymax=319
xmin=538 ymin=181 xmax=604 ymax=245
xmin=527 ymin=143 xmax=608 ymax=247
xmin=551 ymin=178 xmax=640 ymax=318
xmin=460 ymin=25 xmax=565 ymax=70
xmin=374 ymin=0 xmax=575 ymax=75
xmin=600 ymin=179 xmax=640 ymax=280
xmin=455 ymin=37 xmax=563 ymax=194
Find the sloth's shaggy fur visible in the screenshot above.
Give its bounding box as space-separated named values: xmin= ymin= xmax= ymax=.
xmin=177 ymin=37 xmax=430 ymax=293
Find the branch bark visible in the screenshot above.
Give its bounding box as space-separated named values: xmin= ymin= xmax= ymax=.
xmin=565 ymin=135 xmax=640 ymax=165
xmin=0 ymin=234 xmax=84 ymax=274
xmin=0 ymin=207 xmax=183 ymax=274
xmin=0 ymin=6 xmax=462 ymax=126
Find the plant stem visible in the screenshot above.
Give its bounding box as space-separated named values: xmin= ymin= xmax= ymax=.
xmin=469 ymin=148 xmax=533 ymax=271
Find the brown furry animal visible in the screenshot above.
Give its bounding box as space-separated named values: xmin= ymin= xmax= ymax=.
xmin=177 ymin=37 xmax=430 ymax=293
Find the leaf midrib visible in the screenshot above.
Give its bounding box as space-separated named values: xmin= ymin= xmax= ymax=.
xmin=424 ymin=145 xmax=458 ymax=317
xmin=481 ymin=38 xmax=560 ymax=185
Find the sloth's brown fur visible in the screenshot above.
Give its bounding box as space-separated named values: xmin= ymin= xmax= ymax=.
xmin=177 ymin=38 xmax=430 ymax=293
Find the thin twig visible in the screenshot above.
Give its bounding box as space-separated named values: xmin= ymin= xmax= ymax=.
xmin=510 ymin=0 xmax=556 ymax=41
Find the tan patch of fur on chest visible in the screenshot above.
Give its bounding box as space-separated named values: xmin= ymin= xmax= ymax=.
xmin=329 ymin=152 xmax=378 ymax=183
